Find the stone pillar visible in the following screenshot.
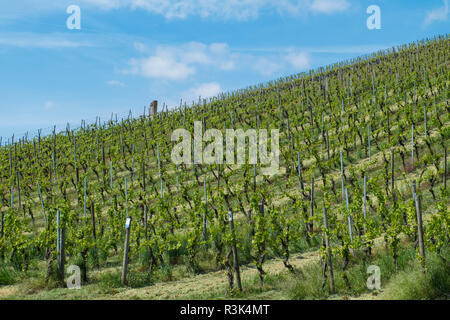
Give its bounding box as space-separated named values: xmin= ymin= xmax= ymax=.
xmin=150 ymin=100 xmax=158 ymax=117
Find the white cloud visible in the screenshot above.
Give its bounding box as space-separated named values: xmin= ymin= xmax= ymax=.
xmin=253 ymin=57 xmax=283 ymax=76
xmin=309 ymin=0 xmax=350 ymax=14
xmin=0 ymin=32 xmax=93 ymax=48
xmin=251 ymin=50 xmax=310 ymax=76
xmin=44 ymin=101 xmax=55 ymax=110
xmin=107 ymin=80 xmax=126 ymax=86
xmin=124 ymin=41 xmax=312 ymax=80
xmin=126 ymin=55 xmax=196 ymax=80
xmin=123 ymin=41 xmax=236 ymax=80
xmin=72 ymin=0 xmax=351 ymax=20
xmin=424 ymin=0 xmax=449 ymax=26
xmin=182 ymin=82 xmax=222 ymax=101
xmin=285 ymin=51 xmax=310 ymax=70
xmin=133 ymin=41 xmax=148 ymax=52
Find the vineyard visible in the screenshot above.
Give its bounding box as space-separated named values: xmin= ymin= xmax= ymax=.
xmin=0 ymin=35 xmax=449 ymax=300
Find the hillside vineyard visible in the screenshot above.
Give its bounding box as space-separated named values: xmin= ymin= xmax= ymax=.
xmin=0 ymin=35 xmax=448 ymax=298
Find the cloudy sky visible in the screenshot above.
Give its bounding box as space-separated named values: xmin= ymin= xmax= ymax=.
xmin=0 ymin=0 xmax=448 ymax=139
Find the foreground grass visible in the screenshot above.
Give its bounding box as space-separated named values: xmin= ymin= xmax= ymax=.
xmin=0 ymin=244 xmax=448 ymax=300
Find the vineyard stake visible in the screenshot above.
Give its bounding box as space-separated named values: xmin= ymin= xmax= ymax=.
xmin=110 ymin=161 xmax=113 ymax=191
xmin=142 ymin=159 xmax=146 ymax=191
xmin=310 ymin=177 xmax=314 ymax=232
xmin=411 ymin=125 xmax=414 ymax=168
xmin=253 ymin=164 xmax=256 ymax=192
xmin=0 ymin=212 xmax=4 ymax=239
xmin=345 ymin=188 xmax=353 ymax=242
xmin=57 ymin=209 xmax=60 ymax=269
xmin=59 ymin=227 xmax=66 ymax=284
xmin=52 ymin=150 xmax=57 ymax=183
xmin=229 ymin=209 xmax=242 ymax=292
xmin=125 ymin=177 xmax=128 ymax=217
xmin=203 ymin=178 xmax=207 ymax=241
xmin=8 ymin=148 xmax=12 ymax=177
xmin=387 ymin=110 xmax=391 ymax=144
xmin=444 ymin=147 xmax=447 ymax=190
xmin=102 ymin=145 xmax=106 ymax=180
xmin=368 ymin=124 xmax=371 ymax=160
xmin=74 ymin=137 xmax=79 ymax=185
xmin=56 ymin=209 xmax=65 ymax=283
xmin=323 ymin=207 xmax=335 ymax=293
xmin=91 ymin=202 xmax=96 ymax=240
xmin=391 ymin=148 xmax=395 ymax=201
xmin=340 ymin=151 xmax=344 ymax=200
xmin=297 ymin=152 xmax=303 ymax=192
xmin=176 ymin=164 xmax=180 ymax=195
xmin=363 ymin=176 xmax=367 ymax=219
xmin=10 ymin=187 xmax=14 ymax=215
xmin=84 ymin=177 xmax=87 ymax=217
xmin=37 ymin=182 xmax=47 ymax=224
xmin=157 ymin=143 xmax=162 ymax=194
xmin=121 ymin=217 xmax=132 ymax=285
xmin=16 ymin=170 xmax=21 ymax=210
xmin=131 ymin=144 xmax=135 ymax=181
xmin=414 ymin=194 xmax=426 ymax=272
xmin=326 ymin=130 xmax=330 ymax=160
xmin=424 ymin=104 xmax=427 ymax=138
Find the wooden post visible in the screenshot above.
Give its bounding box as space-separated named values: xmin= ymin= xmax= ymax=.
xmin=90 ymin=202 xmax=96 ymax=240
xmin=203 ymin=178 xmax=207 ymax=241
xmin=411 ymin=125 xmax=414 ymax=168
xmin=368 ymin=124 xmax=371 ymax=160
xmin=122 ymin=217 xmax=132 ymax=285
xmin=110 ymin=161 xmax=113 ymax=191
xmin=323 ymin=207 xmax=335 ymax=293
xmin=60 ymin=228 xmax=65 ymax=284
xmin=0 ymin=211 xmax=4 ymax=239
xmin=52 ymin=150 xmax=57 ymax=183
xmin=228 ymin=209 xmax=242 ymax=292
xmin=37 ymin=182 xmax=47 ymax=225
xmin=444 ymin=147 xmax=447 ymax=190
xmin=297 ymin=152 xmax=304 ymax=192
xmin=144 ymin=204 xmax=148 ymax=240
xmin=387 ymin=110 xmax=391 ymax=144
xmin=253 ymin=164 xmax=257 ymax=193
xmin=363 ymin=176 xmax=367 ymax=219
xmin=326 ymin=131 xmax=330 ymax=161
xmin=8 ymin=148 xmax=12 ymax=177
xmin=125 ymin=177 xmax=128 ymax=217
xmin=74 ymin=137 xmax=79 ymax=185
xmin=142 ymin=159 xmax=146 ymax=191
xmin=230 ymin=111 xmax=234 ymax=130
xmin=345 ymin=188 xmax=353 ymax=242
xmin=310 ymin=177 xmax=314 ymax=232
xmin=157 ymin=143 xmax=162 ymax=197
xmin=131 ymin=144 xmax=135 ymax=181
xmin=415 ymin=194 xmax=425 ymax=272
xmin=56 ymin=209 xmax=65 ymax=283
xmin=176 ymin=164 xmax=180 ymax=196
xmin=16 ymin=170 xmax=21 ymax=210
xmin=390 ymin=148 xmax=395 ymax=190
xmin=150 ymin=100 xmax=158 ymax=117
xmin=57 ymin=209 xmax=60 ymax=270
xmin=84 ymin=177 xmax=87 ymax=217
xmin=340 ymin=151 xmax=344 ymax=200
xmin=120 ymin=133 xmax=124 ymax=158
xmin=424 ymin=105 xmax=427 ymax=138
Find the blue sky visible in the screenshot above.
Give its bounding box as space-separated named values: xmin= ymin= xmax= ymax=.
xmin=0 ymin=0 xmax=449 ymax=139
